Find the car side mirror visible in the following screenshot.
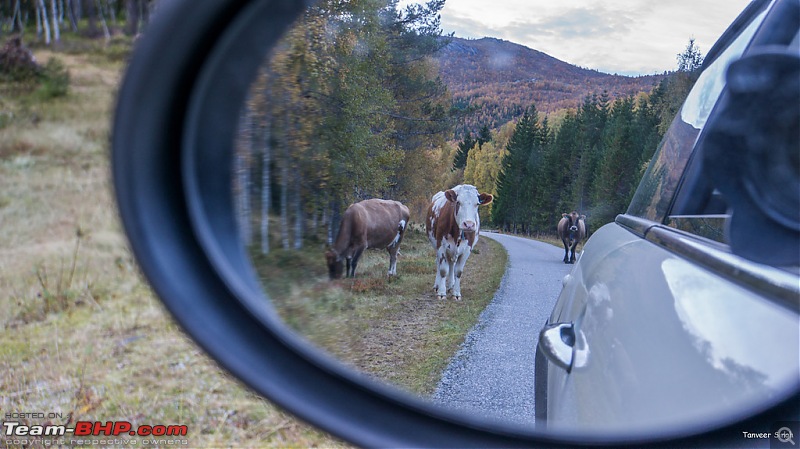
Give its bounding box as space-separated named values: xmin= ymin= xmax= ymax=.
xmin=112 ymin=0 xmax=800 ymax=447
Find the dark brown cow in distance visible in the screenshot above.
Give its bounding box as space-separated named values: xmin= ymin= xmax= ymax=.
xmin=557 ymin=211 xmax=586 ymax=264
xmin=325 ymin=199 xmax=410 ymax=279
xmin=425 ymin=184 xmax=493 ymax=300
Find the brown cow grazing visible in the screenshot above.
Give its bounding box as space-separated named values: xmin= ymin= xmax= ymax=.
xmin=425 ymin=184 xmax=493 ymax=300
xmin=557 ymin=211 xmax=586 ymax=264
xmin=325 ymin=199 xmax=410 ymax=279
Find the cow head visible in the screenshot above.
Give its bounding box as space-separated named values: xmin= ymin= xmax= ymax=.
xmin=445 ymin=185 xmax=494 ymax=232
xmin=562 ymin=211 xmax=586 ymax=238
xmin=325 ymin=250 xmax=344 ymax=279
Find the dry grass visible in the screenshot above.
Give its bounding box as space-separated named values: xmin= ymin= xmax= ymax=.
xmin=0 ymin=45 xmax=345 ymax=448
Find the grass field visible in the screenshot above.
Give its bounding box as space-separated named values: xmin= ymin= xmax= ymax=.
xmin=0 ymin=39 xmax=345 ymax=448
xmin=250 ymin=228 xmax=507 ymax=396
xmin=1 ymin=36 xmax=508 ymax=447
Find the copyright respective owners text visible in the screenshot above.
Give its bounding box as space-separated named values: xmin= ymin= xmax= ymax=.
xmin=2 ymin=412 xmax=190 ymax=447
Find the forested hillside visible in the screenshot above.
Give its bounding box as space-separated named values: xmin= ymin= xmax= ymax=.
xmin=436 ymin=37 xmax=667 ymax=137
xmin=212 ymin=0 xmax=702 ymax=253
xmin=464 ymin=41 xmax=703 ymax=234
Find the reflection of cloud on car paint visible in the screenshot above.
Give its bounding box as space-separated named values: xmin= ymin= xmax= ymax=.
xmin=680 ymin=9 xmax=766 ymax=129
xmin=663 ymin=257 xmax=797 ymax=391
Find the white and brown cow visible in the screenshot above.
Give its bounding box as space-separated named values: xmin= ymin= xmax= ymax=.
xmin=325 ymin=199 xmax=410 ymax=279
xmin=557 ymin=211 xmax=586 ymax=264
xmin=425 ymin=184 xmax=493 ymax=300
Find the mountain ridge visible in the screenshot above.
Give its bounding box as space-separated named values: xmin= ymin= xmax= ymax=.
xmin=435 ymin=37 xmax=667 ymax=135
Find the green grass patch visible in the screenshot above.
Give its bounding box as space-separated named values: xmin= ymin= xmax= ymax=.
xmin=250 ymin=228 xmax=507 ymax=396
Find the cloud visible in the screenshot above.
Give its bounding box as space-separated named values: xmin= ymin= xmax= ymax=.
xmin=435 ymin=0 xmax=752 ymax=75
xmin=520 ymin=7 xmax=636 ymax=40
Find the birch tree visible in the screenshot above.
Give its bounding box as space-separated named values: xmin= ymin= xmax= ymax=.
xmin=37 ymin=0 xmax=51 ymax=45
xmin=260 ymin=117 xmax=271 ymax=254
xmin=50 ymin=0 xmax=60 ymax=43
xmin=95 ymin=0 xmax=109 ymax=40
xmin=235 ymin=102 xmax=254 ymax=246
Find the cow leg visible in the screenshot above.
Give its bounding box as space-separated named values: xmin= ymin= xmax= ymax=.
xmin=349 ymin=248 xmax=364 ymax=277
xmin=387 ymin=246 xmax=399 ymax=276
xmin=446 ymin=256 xmax=457 ymax=292
xmin=389 ymin=226 xmax=406 ymax=276
xmin=562 ymin=240 xmax=570 ymax=263
xmin=569 ymin=242 xmax=577 ymax=264
xmin=452 ymin=248 xmax=471 ymax=300
xmin=434 ymin=252 xmax=448 ymax=300
xmin=346 ymin=258 xmax=352 ymax=276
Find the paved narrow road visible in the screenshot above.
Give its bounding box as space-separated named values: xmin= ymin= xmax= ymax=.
xmin=433 ymin=232 xmax=573 ymax=429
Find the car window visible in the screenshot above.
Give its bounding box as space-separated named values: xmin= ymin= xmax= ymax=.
xmin=626 ymin=8 xmax=769 ymax=230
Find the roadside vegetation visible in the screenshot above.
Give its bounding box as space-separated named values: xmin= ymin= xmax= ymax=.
xmin=0 ymin=35 xmax=346 ymax=447
xmin=251 ymin=228 xmax=507 ymax=396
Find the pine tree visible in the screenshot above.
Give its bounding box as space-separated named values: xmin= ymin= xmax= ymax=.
xmin=494 ymin=106 xmax=538 ymax=231
xmin=593 ymin=96 xmax=636 ymax=224
xmin=677 ymin=38 xmax=703 ymax=73
xmin=477 ymin=124 xmax=492 ymax=149
xmin=452 ymin=132 xmax=474 ymax=169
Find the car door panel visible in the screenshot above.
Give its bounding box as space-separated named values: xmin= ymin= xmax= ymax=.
xmin=546 ymin=223 xmax=799 ymax=434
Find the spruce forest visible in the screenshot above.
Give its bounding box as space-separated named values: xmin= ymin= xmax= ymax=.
xmin=223 ymin=0 xmax=703 ymax=249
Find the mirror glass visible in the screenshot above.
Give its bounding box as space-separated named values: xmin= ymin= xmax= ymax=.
xmin=229 ymin=0 xmax=798 ymax=435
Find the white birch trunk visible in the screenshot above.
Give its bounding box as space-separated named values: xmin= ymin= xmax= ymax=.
xmin=107 ymin=0 xmax=116 ymax=24
xmin=95 ymin=0 xmax=110 ymax=41
xmin=293 ymin=169 xmax=302 ymax=250
xmin=236 ymin=106 xmax=253 ymax=247
xmin=280 ymin=161 xmax=289 ymax=250
xmin=38 ymin=0 xmax=51 ymax=45
xmin=50 ymin=0 xmax=60 ymax=43
xmin=311 ymin=205 xmax=318 ymax=237
xmin=65 ymin=0 xmax=78 ymax=31
xmin=280 ymin=105 xmax=290 ymax=250
xmin=243 ymin=111 xmax=253 ymax=246
xmin=260 ymin=123 xmax=271 ymax=255
xmin=36 ymin=3 xmax=42 ymax=37
xmin=11 ymin=0 xmax=22 ymax=33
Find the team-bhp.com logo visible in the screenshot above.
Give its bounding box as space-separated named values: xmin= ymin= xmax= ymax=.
xmin=3 ymin=420 xmax=189 ymax=446
xmin=4 ymin=421 xmax=187 ymax=437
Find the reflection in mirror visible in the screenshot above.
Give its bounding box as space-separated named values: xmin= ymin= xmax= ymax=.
xmin=230 ymin=0 xmax=509 ymax=402
xmin=230 ymin=0 xmax=799 ymax=437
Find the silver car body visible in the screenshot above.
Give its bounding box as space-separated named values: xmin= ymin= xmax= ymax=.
xmin=546 ymin=222 xmax=798 ymax=434
xmin=539 ymin=0 xmax=800 ymax=436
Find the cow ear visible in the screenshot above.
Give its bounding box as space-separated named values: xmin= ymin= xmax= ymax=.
xmin=478 ymin=193 xmax=493 ymax=205
xmin=562 ymin=213 xmax=567 ymax=218
xmin=580 ymin=215 xmax=586 ymax=220
xmin=445 ymin=189 xmax=457 ymax=202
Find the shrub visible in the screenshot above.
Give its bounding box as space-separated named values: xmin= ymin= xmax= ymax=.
xmin=34 ymin=57 xmax=70 ymax=99
xmin=0 ymin=36 xmax=41 ymax=83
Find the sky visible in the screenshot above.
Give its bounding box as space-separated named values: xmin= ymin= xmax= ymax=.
xmin=401 ymin=0 xmax=754 ymax=76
